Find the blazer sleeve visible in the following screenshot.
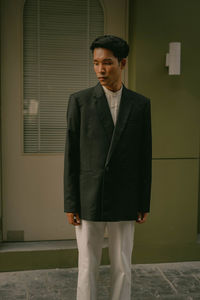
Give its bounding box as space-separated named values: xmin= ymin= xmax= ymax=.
xmin=139 ymin=99 xmax=152 ymax=213
xmin=64 ymin=95 xmax=80 ymax=213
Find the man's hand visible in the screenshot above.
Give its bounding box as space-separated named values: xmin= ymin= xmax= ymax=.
xmin=66 ymin=213 xmax=81 ymax=226
xmin=136 ymin=212 xmax=148 ymax=224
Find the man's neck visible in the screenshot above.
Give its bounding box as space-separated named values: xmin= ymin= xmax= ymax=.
xmin=103 ymin=82 xmax=122 ymax=92
xmin=103 ymin=85 xmax=123 ymax=95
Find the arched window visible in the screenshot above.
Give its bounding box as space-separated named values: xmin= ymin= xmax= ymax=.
xmin=23 ymin=0 xmax=104 ymax=153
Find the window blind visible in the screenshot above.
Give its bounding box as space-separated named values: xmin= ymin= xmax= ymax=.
xmin=23 ymin=0 xmax=104 ymax=153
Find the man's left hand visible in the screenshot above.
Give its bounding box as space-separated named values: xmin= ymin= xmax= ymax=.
xmin=136 ymin=212 xmax=148 ymax=224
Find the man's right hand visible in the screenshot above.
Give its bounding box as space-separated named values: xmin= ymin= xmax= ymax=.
xmin=66 ymin=213 xmax=81 ymax=226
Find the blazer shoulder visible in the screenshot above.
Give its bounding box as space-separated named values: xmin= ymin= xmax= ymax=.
xmin=70 ymin=86 xmax=96 ymax=102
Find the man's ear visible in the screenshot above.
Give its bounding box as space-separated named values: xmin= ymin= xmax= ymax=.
xmin=120 ymin=58 xmax=126 ymax=69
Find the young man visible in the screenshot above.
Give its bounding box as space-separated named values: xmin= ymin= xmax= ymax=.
xmin=64 ymin=35 xmax=152 ymax=300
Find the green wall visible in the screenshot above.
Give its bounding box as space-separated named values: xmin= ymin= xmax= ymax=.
xmin=129 ymin=0 xmax=200 ymax=262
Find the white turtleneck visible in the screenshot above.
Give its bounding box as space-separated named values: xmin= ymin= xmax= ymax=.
xmin=102 ymin=85 xmax=123 ymax=125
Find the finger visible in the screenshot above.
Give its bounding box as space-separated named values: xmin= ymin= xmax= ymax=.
xmin=137 ymin=216 xmax=147 ymax=224
xmin=136 ymin=212 xmax=147 ymax=224
xmin=136 ymin=219 xmax=143 ymax=223
xmin=75 ymin=213 xmax=81 ymax=224
xmin=66 ymin=213 xmax=75 ymax=225
xmin=136 ymin=213 xmax=142 ymax=223
xmin=141 ymin=213 xmax=148 ymax=222
xmin=73 ymin=214 xmax=81 ymax=226
xmin=69 ymin=216 xmax=74 ymax=225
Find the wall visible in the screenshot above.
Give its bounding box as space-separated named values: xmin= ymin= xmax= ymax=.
xmin=129 ymin=0 xmax=200 ymax=262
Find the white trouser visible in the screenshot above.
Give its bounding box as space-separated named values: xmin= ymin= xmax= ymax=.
xmin=75 ymin=220 xmax=135 ymax=300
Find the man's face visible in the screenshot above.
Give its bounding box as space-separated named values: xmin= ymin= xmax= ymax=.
xmin=93 ymin=48 xmax=126 ymax=91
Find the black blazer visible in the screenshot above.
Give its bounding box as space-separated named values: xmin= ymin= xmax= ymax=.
xmin=64 ymin=83 xmax=152 ymax=221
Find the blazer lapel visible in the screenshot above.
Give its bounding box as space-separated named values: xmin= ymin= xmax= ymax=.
xmin=105 ymin=86 xmax=133 ymax=166
xmin=94 ymin=83 xmax=114 ymax=142
xmin=93 ymin=83 xmax=134 ymax=167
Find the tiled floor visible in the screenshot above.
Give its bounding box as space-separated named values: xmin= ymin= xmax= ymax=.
xmin=0 ymin=262 xmax=200 ymax=299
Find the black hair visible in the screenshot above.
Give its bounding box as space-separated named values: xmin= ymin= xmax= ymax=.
xmin=90 ymin=35 xmax=129 ymax=61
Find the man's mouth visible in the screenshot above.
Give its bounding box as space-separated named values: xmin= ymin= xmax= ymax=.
xmin=98 ymin=77 xmax=107 ymax=80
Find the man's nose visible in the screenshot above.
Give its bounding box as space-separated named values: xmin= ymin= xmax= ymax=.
xmin=98 ymin=64 xmax=105 ymax=73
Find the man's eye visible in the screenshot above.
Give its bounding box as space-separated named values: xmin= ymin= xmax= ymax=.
xmin=104 ymin=62 xmax=112 ymax=65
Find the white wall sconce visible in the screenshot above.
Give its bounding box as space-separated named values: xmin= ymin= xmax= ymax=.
xmin=166 ymin=42 xmax=181 ymax=75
